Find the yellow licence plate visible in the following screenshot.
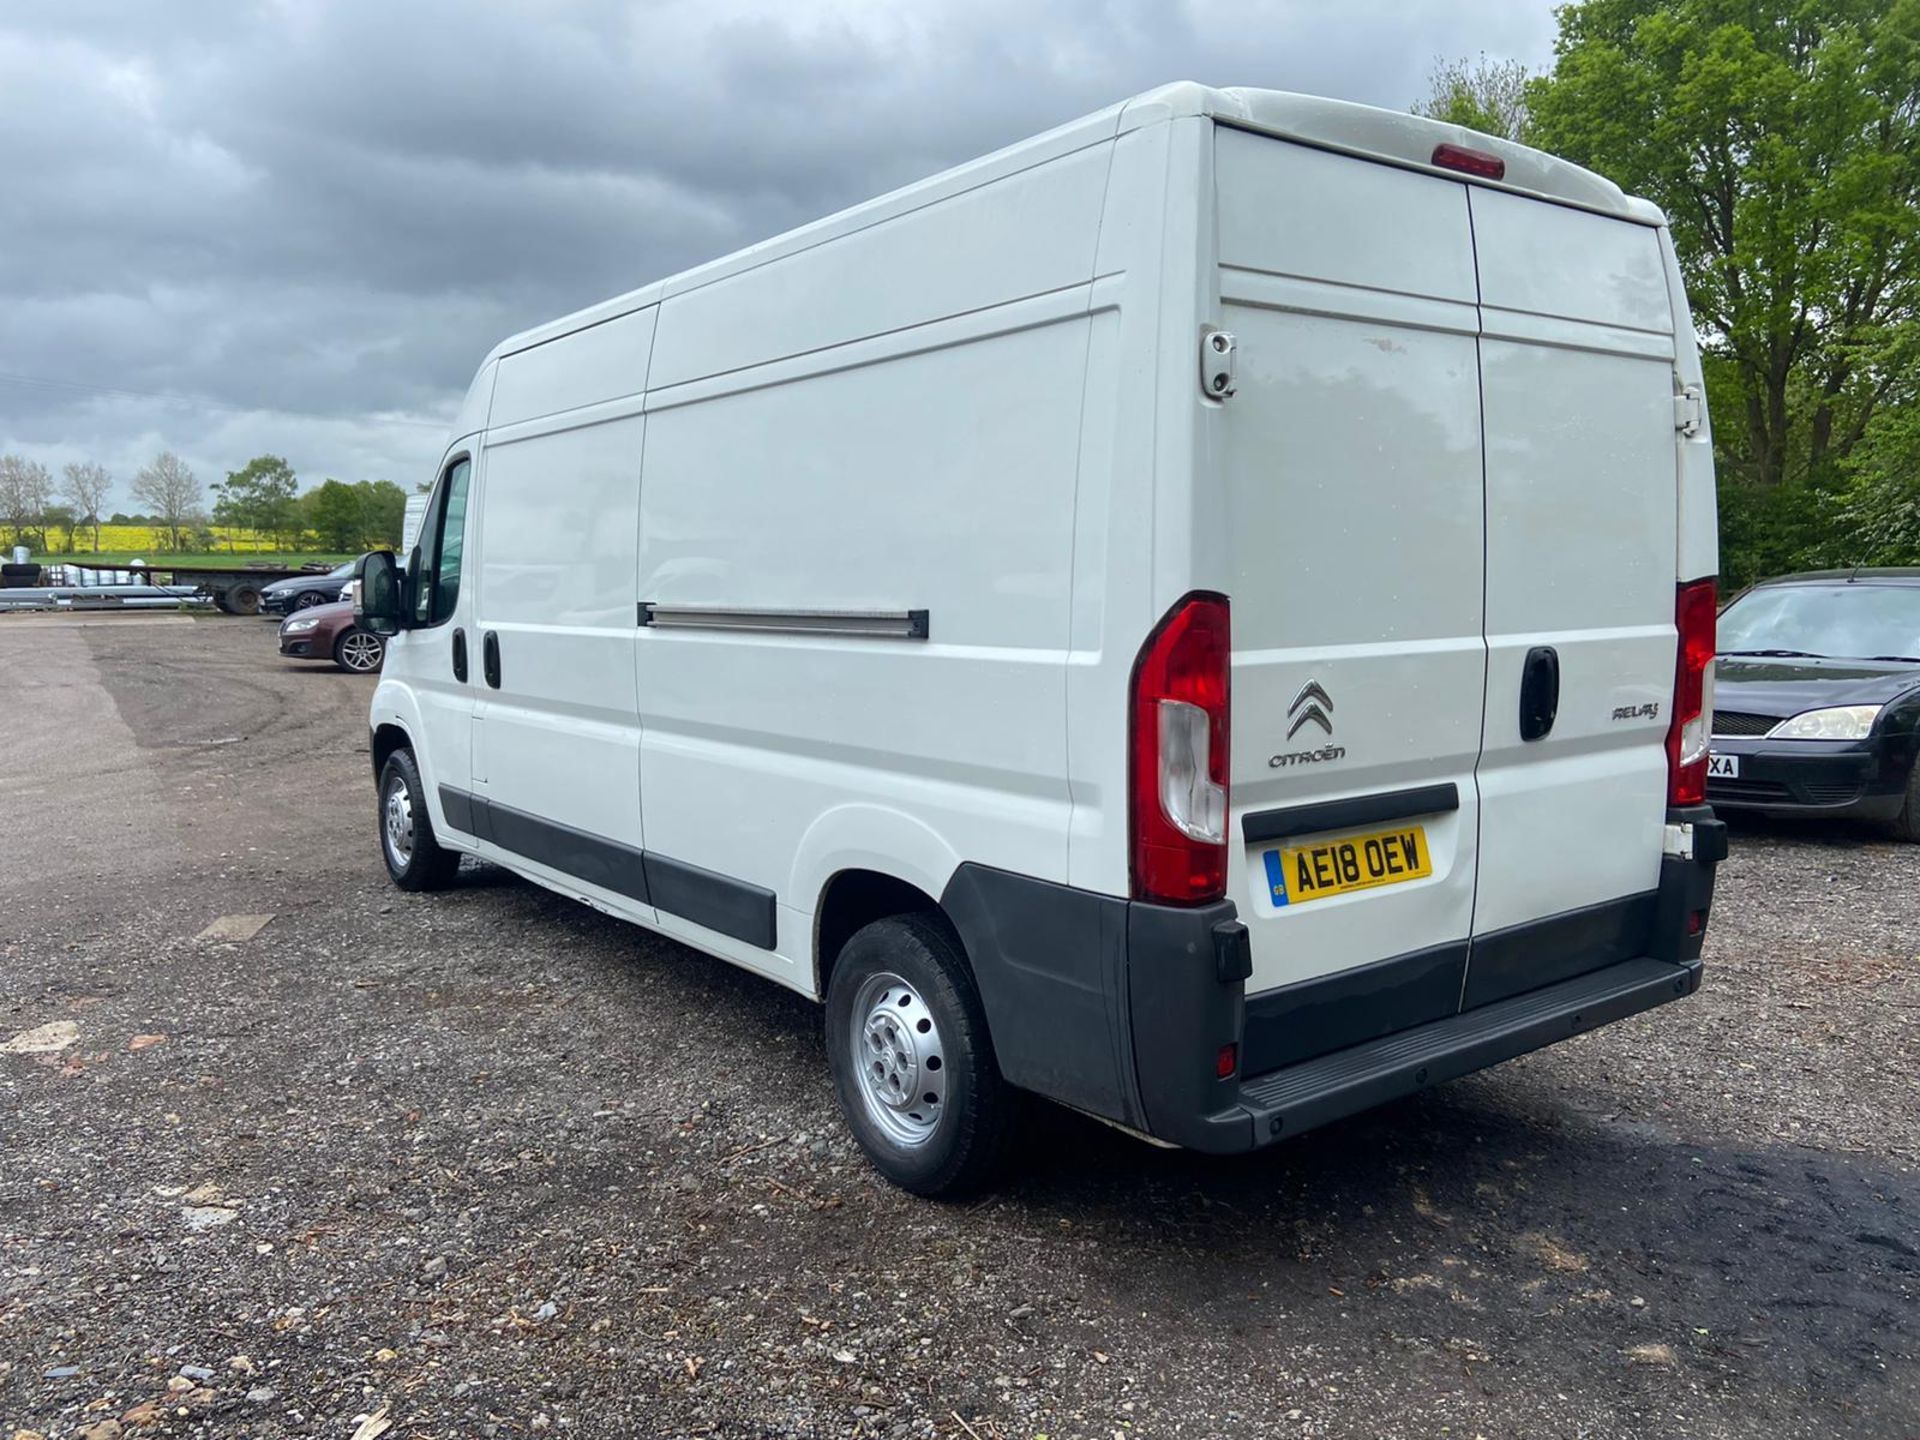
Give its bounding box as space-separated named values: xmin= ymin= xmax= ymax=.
xmin=1263 ymin=824 xmax=1432 ymax=907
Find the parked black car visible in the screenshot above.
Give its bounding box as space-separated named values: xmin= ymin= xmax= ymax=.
xmin=1708 ymin=568 xmax=1920 ymax=838
xmin=261 ymin=562 xmax=354 ymax=616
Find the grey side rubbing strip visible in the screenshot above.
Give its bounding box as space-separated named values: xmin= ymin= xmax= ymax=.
xmin=483 ymin=798 xmax=652 ymax=905
xmin=436 ymin=786 xmax=774 ymax=946
xmin=638 ymin=603 xmax=929 ymax=640
xmin=642 ymin=852 xmax=778 ymax=950
xmin=438 ymin=785 xmax=482 ymax=838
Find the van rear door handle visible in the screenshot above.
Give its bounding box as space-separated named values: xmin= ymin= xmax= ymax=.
xmin=482 ymin=630 xmax=501 ymax=689
xmin=451 ymin=627 xmax=468 ymax=683
xmin=1519 ymin=645 xmax=1560 ymax=741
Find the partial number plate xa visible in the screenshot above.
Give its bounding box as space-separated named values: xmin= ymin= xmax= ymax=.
xmin=1707 ymin=753 xmax=1740 ymax=779
xmin=1263 ymin=824 xmax=1432 ymax=907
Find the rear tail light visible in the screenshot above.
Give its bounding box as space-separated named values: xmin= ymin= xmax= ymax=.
xmin=1431 ymin=142 xmax=1507 ymax=180
xmin=1666 ymin=578 xmax=1717 ymax=806
xmin=1130 ymin=592 xmax=1231 ymax=905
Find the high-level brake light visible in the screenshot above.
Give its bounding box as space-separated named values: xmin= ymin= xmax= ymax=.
xmin=1431 ymin=142 xmax=1507 ymax=180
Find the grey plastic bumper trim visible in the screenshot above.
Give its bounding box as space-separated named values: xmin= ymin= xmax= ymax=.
xmin=1233 ymin=956 xmax=1700 ymax=1147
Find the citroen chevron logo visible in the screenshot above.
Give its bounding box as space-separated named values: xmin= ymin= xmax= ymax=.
xmin=1287 ymin=680 xmax=1334 ymax=740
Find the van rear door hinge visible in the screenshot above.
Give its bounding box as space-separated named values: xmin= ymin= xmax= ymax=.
xmin=1200 ymin=328 xmax=1237 ymax=400
xmin=1674 ymin=383 xmax=1704 ymax=438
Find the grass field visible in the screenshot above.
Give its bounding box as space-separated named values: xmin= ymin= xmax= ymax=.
xmin=15 ymin=524 xmax=351 ymax=566
xmin=26 ymin=551 xmax=355 ymax=569
xmin=13 ymin=524 xmax=353 ymax=569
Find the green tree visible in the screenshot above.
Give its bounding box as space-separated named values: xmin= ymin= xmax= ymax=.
xmin=1837 ymin=400 xmax=1920 ymax=562
xmin=304 ymin=479 xmax=362 ymax=551
xmin=43 ymin=504 xmax=77 ymax=554
xmin=60 ymin=461 xmax=111 ymax=552
xmin=211 ymin=454 xmax=301 ymax=550
xmin=1414 ymin=52 xmax=1535 ymax=140
xmin=1528 ymin=0 xmax=1920 ymax=583
xmin=302 ymin=478 xmax=410 ymax=551
xmin=130 ymin=451 xmax=203 ymax=551
xmin=361 ymin=479 xmax=408 ymax=547
xmin=0 ymin=455 xmax=54 ymax=550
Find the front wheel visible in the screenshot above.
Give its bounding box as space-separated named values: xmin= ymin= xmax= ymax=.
xmin=377 ymin=749 xmax=460 ymax=890
xmin=335 ymin=628 xmax=385 ymax=673
xmin=825 ymin=914 xmax=1018 ymax=1197
xmin=1890 ymin=759 xmax=1920 ymax=843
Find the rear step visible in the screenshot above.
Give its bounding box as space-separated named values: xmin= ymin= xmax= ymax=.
xmin=1237 ymin=956 xmax=1701 ymax=1143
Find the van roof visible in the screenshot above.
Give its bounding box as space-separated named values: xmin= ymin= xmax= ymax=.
xmin=482 ymin=82 xmax=1659 ymax=368
xmin=1154 ymin=84 xmax=1661 ymax=227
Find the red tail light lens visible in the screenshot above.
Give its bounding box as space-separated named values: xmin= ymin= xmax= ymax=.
xmin=1130 ymin=592 xmax=1231 ymax=905
xmin=1666 ymin=578 xmax=1717 ymax=806
xmin=1431 ymin=142 xmax=1507 ymax=180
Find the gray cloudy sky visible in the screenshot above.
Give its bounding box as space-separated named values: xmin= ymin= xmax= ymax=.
xmin=0 ymin=1 xmax=1554 ymax=510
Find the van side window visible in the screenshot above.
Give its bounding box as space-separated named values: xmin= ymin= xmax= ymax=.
xmin=413 ymin=457 xmax=471 ymax=627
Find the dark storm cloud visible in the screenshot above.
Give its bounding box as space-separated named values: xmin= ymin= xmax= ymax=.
xmin=0 ymin=1 xmax=1553 ymax=502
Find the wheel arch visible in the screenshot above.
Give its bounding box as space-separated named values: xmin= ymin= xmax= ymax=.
xmin=791 ymin=804 xmax=965 ymax=997
xmin=370 ymin=720 xmax=412 ymax=783
xmin=814 ymin=868 xmax=945 ymax=1000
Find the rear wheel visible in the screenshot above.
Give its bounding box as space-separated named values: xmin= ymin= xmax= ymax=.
xmin=825 ymin=913 xmax=1017 ymax=1197
xmin=378 ymin=749 xmax=459 ymax=890
xmin=335 ymin=628 xmax=385 ymax=673
xmin=225 ymin=583 xmax=262 ymax=616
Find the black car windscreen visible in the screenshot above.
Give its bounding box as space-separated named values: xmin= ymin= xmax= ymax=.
xmin=1719 ymin=583 xmax=1920 ymax=661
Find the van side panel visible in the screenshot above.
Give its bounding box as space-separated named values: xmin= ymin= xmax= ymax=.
xmin=490 ymin=309 xmax=657 ymax=429
xmin=635 ymin=150 xmax=1109 ymax=980
xmin=472 ymin=404 xmax=652 ymax=913
xmin=1063 ymin=115 xmax=1200 ymax=898
xmin=649 ymin=144 xmax=1111 ymax=390
xmin=1661 ymin=230 xmax=1719 ymax=583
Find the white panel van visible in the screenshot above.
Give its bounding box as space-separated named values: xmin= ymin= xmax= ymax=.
xmin=357 ymin=84 xmax=1727 ymax=1195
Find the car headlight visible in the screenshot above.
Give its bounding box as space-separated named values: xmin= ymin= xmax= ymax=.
xmin=283 ymin=617 xmax=320 ymax=635
xmin=1768 ymin=704 xmax=1882 ymax=740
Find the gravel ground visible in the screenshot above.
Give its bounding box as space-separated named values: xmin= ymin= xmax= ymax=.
xmin=1 ymin=614 xmax=1915 ymax=1440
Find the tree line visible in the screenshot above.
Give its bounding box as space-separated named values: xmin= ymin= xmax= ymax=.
xmin=0 ymin=451 xmax=410 ymax=555
xmin=1416 ymin=0 xmax=1920 ymax=589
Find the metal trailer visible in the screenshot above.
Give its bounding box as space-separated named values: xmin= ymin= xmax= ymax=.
xmin=46 ymin=561 xmax=340 ymax=615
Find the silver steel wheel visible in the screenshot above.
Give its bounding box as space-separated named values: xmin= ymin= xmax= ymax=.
xmin=848 ymin=971 xmax=948 ymax=1147
xmin=382 ymin=774 xmax=415 ymax=870
xmin=338 ymin=631 xmax=383 ymax=672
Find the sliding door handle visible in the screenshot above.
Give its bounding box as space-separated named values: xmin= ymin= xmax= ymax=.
xmin=482 ymin=630 xmax=501 ymax=689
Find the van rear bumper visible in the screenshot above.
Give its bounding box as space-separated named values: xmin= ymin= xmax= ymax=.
xmin=1206 ymin=954 xmax=1700 ymax=1152
xmin=941 ymin=808 xmax=1723 ymax=1154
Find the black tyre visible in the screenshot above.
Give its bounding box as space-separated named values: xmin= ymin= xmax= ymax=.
xmin=1890 ymin=761 xmax=1920 ymax=843
xmin=294 ymin=589 xmax=329 ymax=610
xmin=825 ymin=913 xmax=1018 ymax=1197
xmin=226 ymin=583 xmax=262 ymax=616
xmin=334 ymin=628 xmax=385 ymax=673
xmin=377 ymin=749 xmax=460 ymax=891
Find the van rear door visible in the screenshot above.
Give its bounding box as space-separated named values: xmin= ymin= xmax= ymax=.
xmin=1461 ymin=189 xmax=1679 ymax=1004
xmin=1214 ymin=130 xmax=1488 ymax=1071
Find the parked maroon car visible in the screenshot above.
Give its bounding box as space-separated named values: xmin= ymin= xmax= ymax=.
xmin=277 ymin=600 xmax=384 ymax=673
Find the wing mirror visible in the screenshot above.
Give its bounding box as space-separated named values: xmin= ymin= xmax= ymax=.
xmin=356 ymin=550 xmax=406 ymax=636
